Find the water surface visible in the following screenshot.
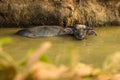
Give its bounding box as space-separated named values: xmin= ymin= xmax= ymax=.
xmin=0 ymin=27 xmax=120 ymax=68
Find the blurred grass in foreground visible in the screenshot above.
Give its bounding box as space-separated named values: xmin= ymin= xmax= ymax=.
xmin=0 ymin=37 xmax=120 ymax=80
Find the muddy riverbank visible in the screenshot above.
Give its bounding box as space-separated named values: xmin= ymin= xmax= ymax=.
xmin=0 ymin=0 xmax=120 ymax=27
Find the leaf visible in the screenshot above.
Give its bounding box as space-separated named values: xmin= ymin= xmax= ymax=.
xmin=39 ymin=54 xmax=51 ymax=63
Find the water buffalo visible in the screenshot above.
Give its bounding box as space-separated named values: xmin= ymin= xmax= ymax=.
xmin=16 ymin=26 xmax=73 ymax=38
xmin=16 ymin=25 xmax=97 ymax=39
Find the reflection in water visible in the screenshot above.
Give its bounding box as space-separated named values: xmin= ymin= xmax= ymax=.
xmin=0 ymin=27 xmax=120 ymax=68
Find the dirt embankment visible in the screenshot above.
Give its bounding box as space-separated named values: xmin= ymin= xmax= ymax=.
xmin=0 ymin=0 xmax=120 ymax=27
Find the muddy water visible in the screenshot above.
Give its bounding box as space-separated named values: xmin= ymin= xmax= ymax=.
xmin=0 ymin=27 xmax=120 ymax=67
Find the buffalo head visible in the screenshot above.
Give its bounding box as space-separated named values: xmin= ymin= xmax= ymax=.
xmin=63 ymin=24 xmax=97 ymax=40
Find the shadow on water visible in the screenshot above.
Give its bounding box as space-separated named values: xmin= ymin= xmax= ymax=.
xmin=0 ymin=26 xmax=120 ymax=68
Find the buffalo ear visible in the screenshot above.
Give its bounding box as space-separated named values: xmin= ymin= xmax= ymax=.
xmin=64 ymin=28 xmax=73 ymax=34
xmin=88 ymin=30 xmax=97 ymax=36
